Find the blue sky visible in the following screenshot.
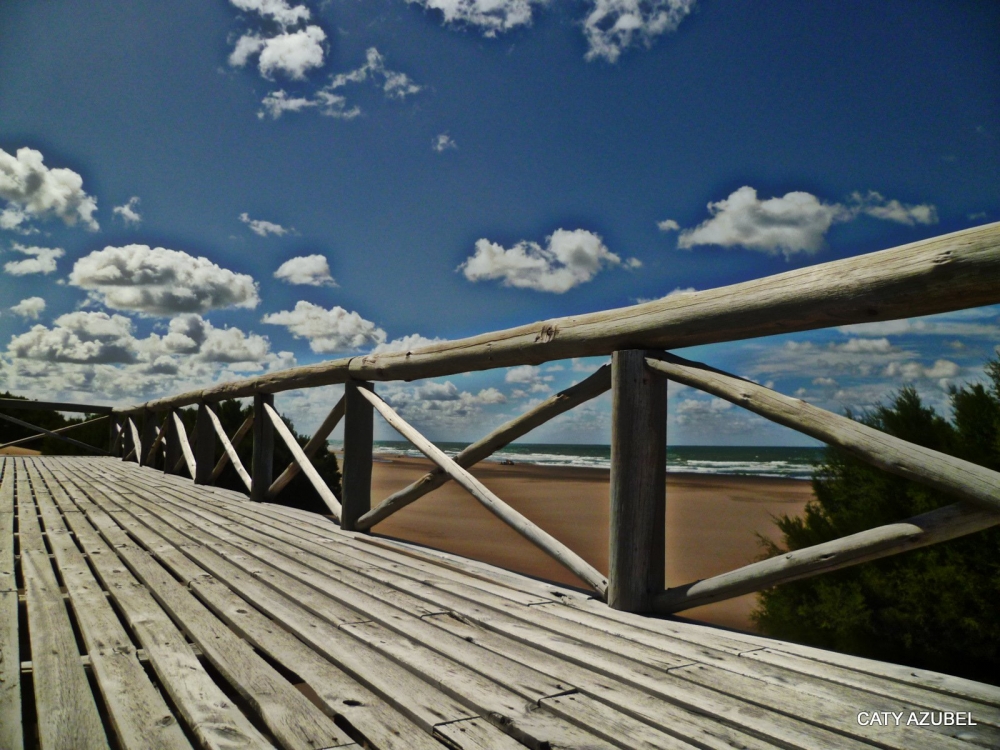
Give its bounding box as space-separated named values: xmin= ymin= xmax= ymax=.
xmin=0 ymin=0 xmax=997 ymax=445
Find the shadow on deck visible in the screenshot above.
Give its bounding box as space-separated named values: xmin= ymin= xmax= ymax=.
xmin=2 ymin=456 xmax=998 ymax=749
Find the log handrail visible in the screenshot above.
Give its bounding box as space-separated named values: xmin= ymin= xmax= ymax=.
xmin=70 ymin=220 xmax=1000 ymax=617
xmin=356 ymin=364 xmax=611 ymax=531
xmin=355 ymin=385 xmax=609 ymax=597
xmin=113 ymin=222 xmax=1000 ymax=415
xmin=263 ymin=402 xmax=342 ymax=518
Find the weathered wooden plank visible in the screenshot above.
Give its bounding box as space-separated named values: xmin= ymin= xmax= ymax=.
xmin=0 ymin=589 xmax=19 ymax=750
xmin=608 ymin=350 xmax=665 ymax=612
xmin=263 ymin=402 xmax=341 ymax=517
xmin=654 ymin=499 xmax=1000 ymax=613
xmin=251 ymin=393 xmax=273 ymax=502
xmin=433 ymin=718 xmax=528 ymax=750
xmin=0 ymin=467 xmax=20 ymax=750
xmin=76 ymin=467 xmax=623 ymax=749
xmin=117 ymin=222 xmax=1000 ymax=414
xmin=187 ymin=576 xmax=444 ymax=750
xmin=0 ymin=414 xmax=109 ymax=450
xmin=107 ymin=479 xmax=574 ymax=704
xmin=0 ymin=397 xmax=113 ymax=413
xmin=427 ymin=613 xmax=778 ymax=750
xmin=25 ymin=465 xmax=192 ymax=750
xmin=357 ymin=364 xmax=611 ymax=530
xmin=103 ymin=528 xmax=357 ymax=749
xmin=17 ymin=465 xmax=110 ymax=750
xmin=357 ymin=386 xmax=608 ymax=595
xmin=39 ymin=467 xmax=276 ymax=750
xmin=60 ymin=466 xmax=479 ymax=733
xmin=743 ymin=648 xmax=1000 ymax=730
xmin=341 ymin=380 xmax=373 ymax=531
xmin=206 ymin=409 xmax=252 ymax=490
xmin=268 ymin=395 xmax=344 ymax=499
xmin=67 ymin=459 xmax=1000 ymax=742
xmin=201 ymin=500 xmax=976 ymax=750
xmin=50 ymin=470 xmax=354 ymax=748
xmin=194 ymin=405 xmax=215 ymax=485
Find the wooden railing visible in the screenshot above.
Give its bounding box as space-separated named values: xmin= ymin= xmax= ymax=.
xmin=37 ymin=221 xmax=1000 ymax=614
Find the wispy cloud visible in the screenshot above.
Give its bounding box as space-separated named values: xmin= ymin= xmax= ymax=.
xmin=240 ymin=211 xmax=292 ymax=236
xmin=112 ymin=196 xmax=142 ymax=225
xmin=258 ymin=47 xmax=421 ymax=120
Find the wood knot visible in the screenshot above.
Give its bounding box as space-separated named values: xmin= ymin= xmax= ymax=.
xmin=535 ymin=324 xmax=557 ymax=344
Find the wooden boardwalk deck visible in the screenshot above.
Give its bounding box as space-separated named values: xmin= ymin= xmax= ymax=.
xmin=2 ymin=456 xmax=999 ymax=749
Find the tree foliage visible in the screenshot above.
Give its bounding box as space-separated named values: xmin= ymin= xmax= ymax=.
xmin=172 ymin=400 xmax=341 ymax=515
xmin=0 ymin=392 xmax=109 ymax=455
xmin=753 ymin=356 xmax=1000 ymax=685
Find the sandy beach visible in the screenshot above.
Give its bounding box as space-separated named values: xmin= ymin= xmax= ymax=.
xmin=368 ymin=455 xmax=813 ymax=632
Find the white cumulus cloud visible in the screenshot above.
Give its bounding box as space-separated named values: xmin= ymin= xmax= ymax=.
xmin=229 ymin=0 xmax=311 ymax=27
xmin=112 ymin=196 xmax=142 ymax=225
xmin=676 ymin=186 xmax=939 ymax=258
xmin=433 ymin=133 xmax=458 ymax=152
xmin=262 ymin=301 xmax=386 ymax=353
xmin=10 ymin=297 xmax=46 ymax=320
xmin=657 ymin=219 xmax=679 ymax=232
xmin=0 ymin=146 xmax=98 ymax=231
xmin=458 ymin=228 xmax=638 ymax=293
xmin=404 ymin=0 xmax=546 ymax=37
xmin=9 ymin=312 xmax=138 ymax=364
xmin=273 ymin=254 xmax=337 ymax=286
xmin=583 ymin=0 xmax=696 ymax=63
xmin=69 ymin=244 xmax=260 ymax=315
xmin=240 ymin=212 xmax=291 ymax=236
xmin=3 ymin=244 xmax=65 ymax=276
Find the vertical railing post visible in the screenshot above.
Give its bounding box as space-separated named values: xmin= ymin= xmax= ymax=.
xmin=608 ymin=349 xmax=667 ymax=612
xmin=109 ymin=415 xmax=120 ymax=456
xmin=194 ymin=402 xmax=215 ymax=485
xmin=250 ymin=393 xmax=274 ymax=502
xmin=163 ymin=410 xmax=180 ymax=475
xmin=341 ymin=380 xmax=374 ymax=531
xmin=139 ymin=409 xmax=157 ymax=467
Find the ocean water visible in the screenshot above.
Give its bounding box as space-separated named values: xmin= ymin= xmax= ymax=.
xmin=371 ymin=441 xmax=824 ymax=480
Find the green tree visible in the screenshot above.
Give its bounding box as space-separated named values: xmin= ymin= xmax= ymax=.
xmin=0 ymin=392 xmax=109 ymax=455
xmin=753 ymin=356 xmax=1000 ymax=685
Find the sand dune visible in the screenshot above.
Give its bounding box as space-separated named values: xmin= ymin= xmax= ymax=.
xmin=368 ymin=455 xmax=813 ymax=632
